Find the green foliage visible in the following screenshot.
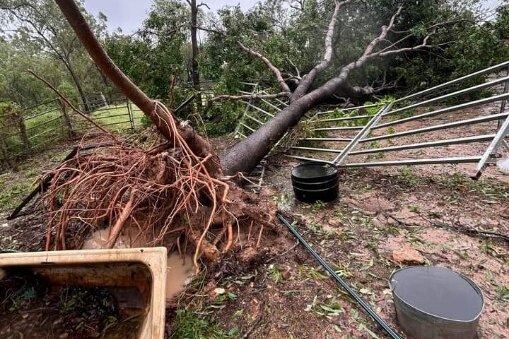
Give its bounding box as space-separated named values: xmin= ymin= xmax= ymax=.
xmin=105 ymin=0 xmax=189 ymax=100
xmin=495 ymin=3 xmax=509 ymax=40
xmin=0 ymin=0 xmax=110 ymax=108
xmin=2 ymin=0 xmax=508 ymax=138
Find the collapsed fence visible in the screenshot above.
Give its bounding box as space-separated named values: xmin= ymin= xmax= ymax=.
xmin=236 ymin=60 xmax=509 ymax=179
xmin=0 ymin=96 xmax=145 ymax=168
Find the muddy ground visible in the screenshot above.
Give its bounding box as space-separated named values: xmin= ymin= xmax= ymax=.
xmin=0 ymin=107 xmax=508 ymax=338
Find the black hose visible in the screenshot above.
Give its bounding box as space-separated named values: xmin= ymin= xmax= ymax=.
xmin=277 ymin=213 xmax=402 ymax=339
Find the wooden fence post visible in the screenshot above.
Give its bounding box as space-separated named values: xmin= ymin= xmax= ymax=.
xmin=59 ymin=98 xmax=75 ymax=138
xmin=12 ymin=109 xmax=31 ymax=151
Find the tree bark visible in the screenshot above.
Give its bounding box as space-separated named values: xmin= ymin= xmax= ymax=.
xmin=221 ymin=80 xmax=342 ymax=175
xmin=62 ymin=57 xmax=90 ymax=112
xmin=190 ymin=0 xmax=202 ymax=111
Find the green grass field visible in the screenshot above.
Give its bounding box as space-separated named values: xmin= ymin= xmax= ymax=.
xmin=90 ymin=103 xmax=145 ymax=132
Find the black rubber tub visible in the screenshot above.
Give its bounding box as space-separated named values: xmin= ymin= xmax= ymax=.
xmin=291 ymin=163 xmax=339 ymax=203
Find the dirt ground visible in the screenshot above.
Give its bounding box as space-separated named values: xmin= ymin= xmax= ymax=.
xmin=0 ymin=105 xmax=508 ymax=338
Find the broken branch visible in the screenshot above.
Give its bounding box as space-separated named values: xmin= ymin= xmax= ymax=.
xmin=292 ymin=0 xmax=351 ymax=100
xmin=238 ymin=42 xmax=291 ymax=94
xmin=209 ymin=92 xmax=290 ymax=102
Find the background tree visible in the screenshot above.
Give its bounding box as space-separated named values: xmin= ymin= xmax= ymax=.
xmin=0 ymin=0 xmax=108 ymax=111
xmin=105 ymin=0 xmax=209 ymax=115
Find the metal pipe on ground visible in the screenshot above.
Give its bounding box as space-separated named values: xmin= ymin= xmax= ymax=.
xmin=278 ymin=214 xmax=402 ymax=339
xmin=349 ymin=134 xmax=496 ymax=155
xmin=285 ymin=155 xmax=334 ymax=164
xmin=333 ymin=104 xmax=392 ymax=165
xmin=299 ymin=137 xmax=353 ymax=142
xmin=375 ymin=92 xmax=509 ymax=130
xmin=313 ymin=126 xmax=364 ymax=132
xmin=344 ymin=156 xmax=482 ymax=168
xmin=290 ymin=146 xmax=344 ymax=153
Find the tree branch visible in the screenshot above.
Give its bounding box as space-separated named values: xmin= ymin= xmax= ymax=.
xmin=292 ymin=0 xmax=351 ymax=101
xmin=238 ymin=42 xmax=291 ymax=94
xmin=197 ymin=2 xmax=210 ymax=9
xmin=359 ymin=6 xmax=403 ymax=59
xmin=195 ymin=26 xmax=225 ymax=35
xmin=302 ymin=5 xmax=405 ymax=101
xmin=209 ymin=92 xmax=290 ymax=102
xmin=286 ymin=57 xmax=301 ymax=79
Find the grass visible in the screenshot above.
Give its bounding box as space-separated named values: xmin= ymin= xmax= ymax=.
xmin=0 ymin=172 xmax=37 ymax=211
xmin=0 ymin=147 xmax=69 ymax=212
xmin=172 ymin=309 xmax=237 ymax=339
xmin=438 ymin=171 xmax=509 ymax=201
xmin=91 ymin=103 xmax=145 ymax=133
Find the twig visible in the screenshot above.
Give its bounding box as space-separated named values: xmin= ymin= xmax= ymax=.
xmin=242 ymin=311 xmax=264 ymax=339
xmin=28 ymin=70 xmax=117 ymax=139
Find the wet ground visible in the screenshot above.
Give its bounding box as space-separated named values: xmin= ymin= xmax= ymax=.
xmin=0 ymin=104 xmax=507 ymax=338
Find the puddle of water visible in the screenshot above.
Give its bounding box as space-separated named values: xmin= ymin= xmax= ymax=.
xmin=83 ymin=226 xmax=195 ymax=300
xmin=166 ymin=253 xmax=195 ymax=299
xmin=391 ymin=266 xmax=483 ymax=321
xmin=82 ymin=228 xmax=130 ymax=249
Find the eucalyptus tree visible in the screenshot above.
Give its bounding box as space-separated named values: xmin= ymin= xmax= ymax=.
xmin=0 ymin=0 xmax=106 ymax=111
xmin=215 ymin=0 xmax=507 ymax=174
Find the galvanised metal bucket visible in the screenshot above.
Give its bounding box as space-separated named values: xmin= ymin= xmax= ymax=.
xmin=389 ymin=266 xmax=484 ymax=339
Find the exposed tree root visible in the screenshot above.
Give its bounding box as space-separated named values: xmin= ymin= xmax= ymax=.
xmin=41 ymin=117 xmax=277 ymax=269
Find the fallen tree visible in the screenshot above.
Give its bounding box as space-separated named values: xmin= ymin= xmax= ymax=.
xmin=218 ymin=1 xmax=462 ymax=175
xmin=43 ymin=0 xmax=276 ymax=268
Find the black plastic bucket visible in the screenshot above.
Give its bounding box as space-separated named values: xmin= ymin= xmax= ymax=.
xmin=291 ymin=163 xmax=339 ymax=203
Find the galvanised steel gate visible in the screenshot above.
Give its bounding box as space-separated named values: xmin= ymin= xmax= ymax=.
xmin=284 ymin=60 xmax=509 ymax=179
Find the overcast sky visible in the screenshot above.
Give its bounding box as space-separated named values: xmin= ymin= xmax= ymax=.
xmin=83 ymin=0 xmax=260 ymax=33
xmin=83 ymin=0 xmax=504 ymax=34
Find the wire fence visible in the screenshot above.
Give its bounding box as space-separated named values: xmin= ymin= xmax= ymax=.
xmin=0 ymin=95 xmax=145 ymax=169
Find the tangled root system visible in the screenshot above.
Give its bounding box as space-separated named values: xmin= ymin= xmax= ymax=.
xmin=42 ymin=103 xmax=277 ymax=268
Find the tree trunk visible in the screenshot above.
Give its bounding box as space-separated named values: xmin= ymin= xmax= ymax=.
xmin=62 ymin=58 xmax=91 ymax=113
xmin=58 ymin=98 xmax=75 ymax=138
xmin=190 ymin=0 xmax=202 ymax=111
xmin=220 ymin=79 xmax=344 ymax=175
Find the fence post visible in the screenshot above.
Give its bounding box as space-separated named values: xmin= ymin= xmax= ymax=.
xmin=12 ymin=109 xmax=30 ymax=151
xmin=59 ymin=98 xmax=75 ymax=139
xmin=99 ymin=92 xmax=108 ymax=107
xmin=127 ymin=98 xmax=135 ymax=131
